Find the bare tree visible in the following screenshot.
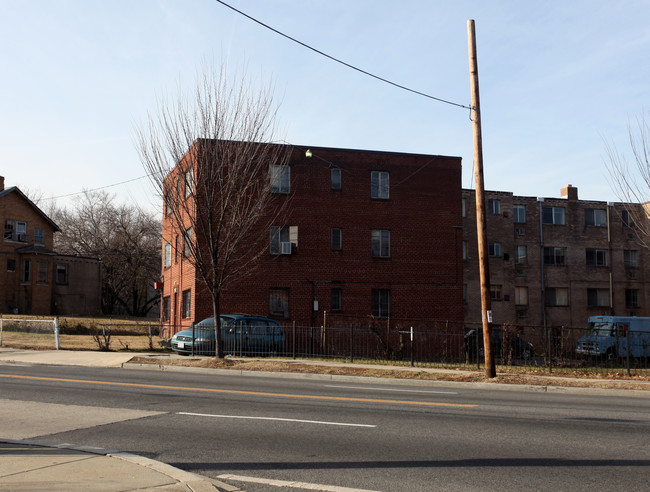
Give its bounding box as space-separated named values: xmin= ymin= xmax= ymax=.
xmin=136 ymin=64 xmax=289 ymax=358
xmin=605 ymin=111 xmax=650 ymax=250
xmin=53 ymin=190 xmax=161 ymax=316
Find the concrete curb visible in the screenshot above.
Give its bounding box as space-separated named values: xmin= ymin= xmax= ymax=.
xmin=122 ymin=361 xmax=650 ymax=398
xmin=0 ymin=438 xmax=243 ymax=492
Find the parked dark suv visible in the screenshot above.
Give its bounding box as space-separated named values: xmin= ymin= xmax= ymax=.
xmin=464 ymin=327 xmax=534 ymax=361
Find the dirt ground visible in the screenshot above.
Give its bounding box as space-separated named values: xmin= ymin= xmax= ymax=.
xmin=128 ymin=356 xmax=650 ymax=392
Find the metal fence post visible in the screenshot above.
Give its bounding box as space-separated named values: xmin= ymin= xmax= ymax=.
xmin=626 ymin=327 xmax=631 ymax=377
xmin=0 ymin=314 xmax=3 ymax=347
xmin=349 ymin=323 xmax=354 ymax=363
xmin=410 ymin=326 xmax=414 ymax=367
xmin=292 ymin=321 xmax=296 ymax=360
xmin=54 ymin=317 xmax=60 ymax=350
xmin=191 ymin=322 xmax=195 ymax=356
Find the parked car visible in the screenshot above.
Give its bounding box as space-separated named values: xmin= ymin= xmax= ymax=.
xmin=171 ymin=314 xmax=284 ymax=356
xmin=464 ymin=327 xmax=534 ymax=361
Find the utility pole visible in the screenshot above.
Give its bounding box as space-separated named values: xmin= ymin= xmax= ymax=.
xmin=468 ymin=19 xmax=496 ymax=378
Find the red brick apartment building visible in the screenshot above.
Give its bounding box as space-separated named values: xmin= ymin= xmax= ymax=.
xmin=462 ymin=184 xmax=650 ymax=331
xmin=159 ymin=142 xmax=464 ymax=336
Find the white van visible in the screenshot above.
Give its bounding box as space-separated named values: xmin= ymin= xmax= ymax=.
xmin=576 ymin=316 xmax=650 ymax=358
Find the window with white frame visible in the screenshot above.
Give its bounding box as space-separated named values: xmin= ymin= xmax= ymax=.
xmin=515 ymin=245 xmax=527 ymax=264
xmin=462 ymin=198 xmax=466 ymax=217
xmin=270 ymin=288 xmax=290 ymax=317
xmin=462 ymin=240 xmax=467 ymax=260
xmin=164 ymin=242 xmax=172 ymax=267
xmin=270 ymin=164 xmax=290 ymax=193
xmin=371 ymin=289 xmax=390 ymax=317
xmin=515 ymin=286 xmax=528 ymax=305
xmin=488 ymin=199 xmax=500 ymax=215
xmin=184 ymin=227 xmax=193 ymax=257
xmin=542 ymin=206 xmax=565 ymax=225
xmin=4 ymin=220 xmax=27 ymax=242
xmin=545 ymin=287 xmax=569 ymax=306
xmin=270 ymin=226 xmax=290 ymax=254
xmin=185 ymin=167 xmax=194 ymax=197
xmin=586 ymin=248 xmax=608 ymax=267
xmin=585 ymin=208 xmax=607 ymax=227
xmin=165 ymin=188 xmax=173 ymax=216
xmin=544 ymin=247 xmax=567 ymax=266
xmin=34 ymin=228 xmax=44 ymax=244
xmin=371 ymin=171 xmax=389 ymax=199
xmin=587 ymin=288 xmax=609 ymax=307
xmin=488 ymin=242 xmax=502 ymax=257
xmin=371 ymin=229 xmax=390 ymax=257
xmin=513 ymin=204 xmax=526 ymax=223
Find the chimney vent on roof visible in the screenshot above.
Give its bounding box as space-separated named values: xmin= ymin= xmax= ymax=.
xmin=0 ymin=176 xmax=4 ymax=191
xmin=561 ymin=184 xmax=578 ymax=201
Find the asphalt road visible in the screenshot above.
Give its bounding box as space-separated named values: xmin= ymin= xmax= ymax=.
xmin=1 ymin=363 xmax=648 ymax=491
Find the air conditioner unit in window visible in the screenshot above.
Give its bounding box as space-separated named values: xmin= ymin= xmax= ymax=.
xmin=18 ymin=234 xmax=28 ymax=242
xmin=280 ymin=242 xmax=292 ymax=255
xmin=515 ymin=227 xmax=525 ymax=236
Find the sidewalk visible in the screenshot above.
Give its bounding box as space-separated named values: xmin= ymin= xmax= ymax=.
xmin=0 ymin=349 xmax=240 ymax=491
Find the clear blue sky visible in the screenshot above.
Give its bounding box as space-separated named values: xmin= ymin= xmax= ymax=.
xmin=2 ymin=0 xmax=649 ymax=213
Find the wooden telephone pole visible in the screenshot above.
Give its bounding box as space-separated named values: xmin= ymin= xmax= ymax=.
xmin=468 ymin=19 xmax=496 ymax=378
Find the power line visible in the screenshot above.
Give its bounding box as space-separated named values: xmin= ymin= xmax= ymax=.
xmin=40 ymin=175 xmax=150 ymax=201
xmin=214 ymin=0 xmax=471 ymax=111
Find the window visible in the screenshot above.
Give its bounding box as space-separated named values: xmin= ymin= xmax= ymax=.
xmin=270 ymin=164 xmax=290 ymax=193
xmin=165 ymin=188 xmax=173 ymax=216
xmin=331 ymin=228 xmax=342 ymax=250
xmin=544 ymin=247 xmax=567 ymax=266
xmin=185 ymin=167 xmax=194 ymax=197
xmin=34 ymin=228 xmax=44 ymax=244
xmin=623 ymin=289 xmax=641 ymax=309
xmin=164 ymin=242 xmax=172 ymax=267
xmin=462 ymin=240 xmax=467 ymax=260
xmin=270 ymin=226 xmax=289 ymax=254
xmin=585 ymin=209 xmax=607 ymax=227
xmin=7 ymin=259 xmax=16 ymax=272
xmin=331 ymin=168 xmax=341 ymax=190
xmin=371 ymin=229 xmax=390 ymax=257
xmin=621 ymin=210 xmax=635 ymax=228
xmin=371 ymin=171 xmax=389 ymax=199
xmin=545 ymin=287 xmax=569 ymax=306
xmin=270 ymin=288 xmax=290 ymax=317
xmin=542 ymin=206 xmax=565 ymax=225
xmin=488 ymin=242 xmax=501 ymax=257
xmin=463 ymin=284 xmax=467 ymax=304
xmin=515 ymin=286 xmax=528 ymax=305
xmin=181 ymin=289 xmax=191 ymax=318
xmin=37 ymin=260 xmax=49 ymax=284
xmin=624 ymin=250 xmax=638 ymax=268
xmin=488 ymin=199 xmax=500 ymax=215
xmin=56 ymin=263 xmax=68 ymax=284
xmin=587 ymin=288 xmax=610 ymax=308
xmin=462 ymin=198 xmax=466 ymax=217
xmin=514 ymin=245 xmax=527 ymax=264
xmin=4 ymin=220 xmax=27 ymax=241
xmin=371 ymin=289 xmax=390 ymax=317
xmin=163 ymin=296 xmax=170 ymax=321
xmin=586 ymin=248 xmax=608 ymax=267
xmin=490 ymin=284 xmax=502 ymax=300
xmin=626 ymin=289 xmax=640 ymax=308
xmin=174 ymin=235 xmax=179 ymax=263
xmin=183 ymin=228 xmax=193 ymax=257
xmin=22 ymin=259 xmax=30 ymax=283
xmin=513 ymin=204 xmax=526 ymax=223
xmin=331 ymin=288 xmax=342 ymax=311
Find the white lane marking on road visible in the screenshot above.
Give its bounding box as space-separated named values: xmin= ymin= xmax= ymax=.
xmin=217 ymin=474 xmax=382 ymax=491
xmin=324 ymin=384 xmax=458 ymax=395
xmin=177 ymin=412 xmax=376 ymax=427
